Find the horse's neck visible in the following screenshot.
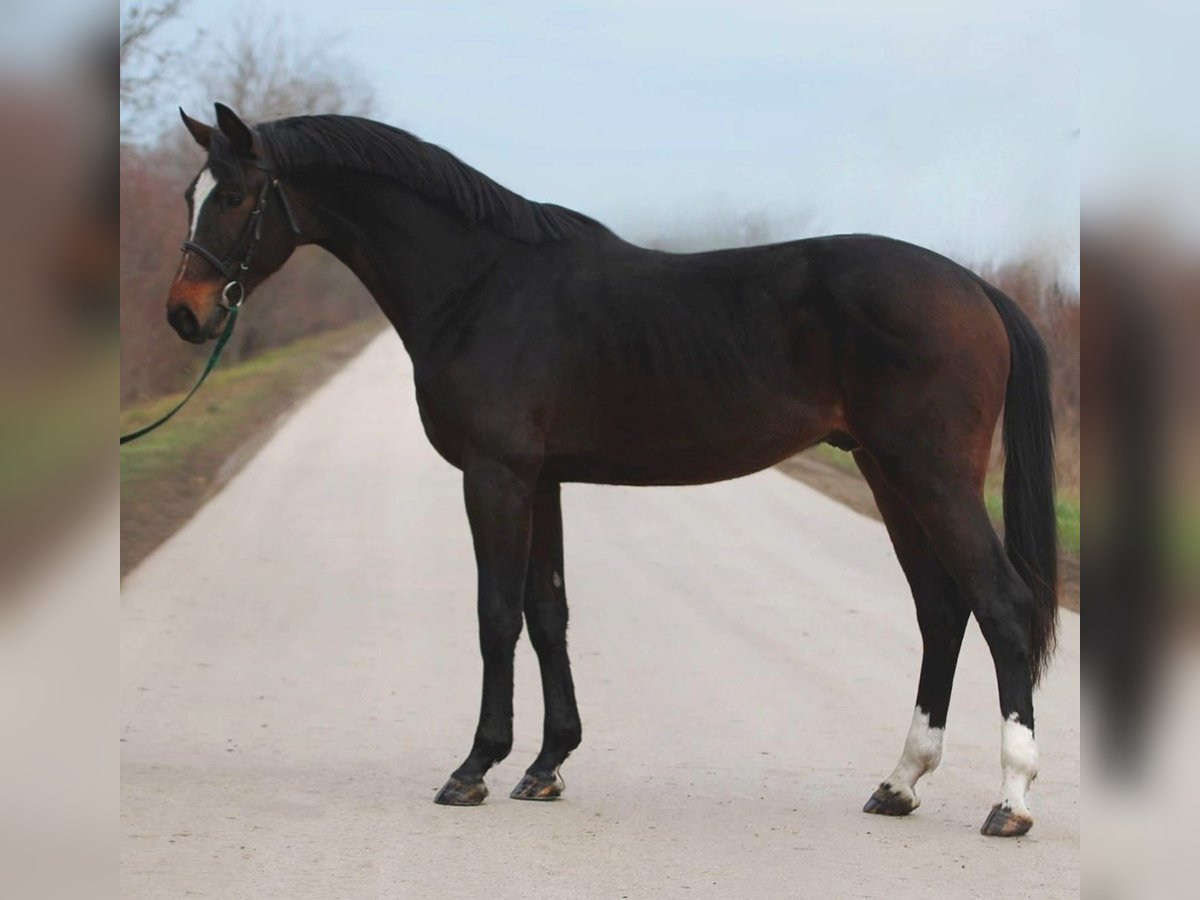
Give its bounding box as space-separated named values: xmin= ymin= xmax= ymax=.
xmin=301 ymin=175 xmax=512 ymax=357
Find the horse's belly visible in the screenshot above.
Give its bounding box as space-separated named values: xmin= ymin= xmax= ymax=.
xmin=544 ymin=389 xmax=837 ymax=486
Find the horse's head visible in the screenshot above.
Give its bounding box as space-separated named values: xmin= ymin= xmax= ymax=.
xmin=168 ymin=104 xmax=300 ymax=343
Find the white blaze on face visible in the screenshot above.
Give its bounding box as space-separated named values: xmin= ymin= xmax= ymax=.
xmin=882 ymin=706 xmax=945 ymax=805
xmin=189 ymin=168 xmax=217 ymax=240
xmin=997 ymin=712 xmax=1039 ymax=816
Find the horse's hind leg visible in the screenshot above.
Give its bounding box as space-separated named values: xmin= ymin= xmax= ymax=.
xmin=863 ymin=450 xmax=1040 ymax=836
xmin=511 ymin=481 xmax=582 ymax=800
xmin=856 ymin=450 xmax=970 ymax=818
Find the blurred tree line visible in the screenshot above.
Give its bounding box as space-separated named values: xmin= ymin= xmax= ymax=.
xmin=119 ymin=2 xmax=380 ymax=405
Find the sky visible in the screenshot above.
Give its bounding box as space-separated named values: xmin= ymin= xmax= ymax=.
xmin=132 ymin=0 xmax=1080 ymax=280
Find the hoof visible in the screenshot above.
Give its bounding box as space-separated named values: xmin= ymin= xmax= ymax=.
xmin=980 ymin=803 xmax=1033 ymax=837
xmin=862 ymin=783 xmax=918 ymax=817
xmin=510 ymin=770 xmax=564 ymax=801
xmin=434 ymin=776 xmax=488 ymax=806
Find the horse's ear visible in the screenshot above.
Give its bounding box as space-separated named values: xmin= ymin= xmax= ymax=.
xmin=214 ymin=102 xmax=256 ymax=158
xmin=179 ymin=108 xmax=213 ymax=150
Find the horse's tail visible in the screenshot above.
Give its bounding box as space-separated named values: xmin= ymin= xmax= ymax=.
xmin=980 ymin=280 xmax=1059 ymax=686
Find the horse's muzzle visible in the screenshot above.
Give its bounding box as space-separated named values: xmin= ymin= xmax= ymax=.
xmin=167 ymin=303 xmax=207 ymax=343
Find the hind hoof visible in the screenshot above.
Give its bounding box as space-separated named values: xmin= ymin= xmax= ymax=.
xmin=980 ymin=803 xmax=1033 ymax=837
xmin=510 ymin=770 xmax=564 ymax=801
xmin=862 ymin=783 xmax=918 ymax=817
xmin=434 ymin=776 xmax=488 ymax=806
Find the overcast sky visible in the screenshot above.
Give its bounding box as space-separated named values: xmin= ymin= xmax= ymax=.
xmin=140 ymin=0 xmax=1079 ymax=279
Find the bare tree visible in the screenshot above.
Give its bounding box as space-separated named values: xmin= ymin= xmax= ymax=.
xmin=121 ymin=12 xmax=380 ymax=404
xmin=120 ymin=1 xmax=196 ymax=139
xmin=200 ymin=17 xmax=375 ymax=122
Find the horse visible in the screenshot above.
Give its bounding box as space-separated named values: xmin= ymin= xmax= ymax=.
xmin=166 ymin=103 xmax=1058 ymax=837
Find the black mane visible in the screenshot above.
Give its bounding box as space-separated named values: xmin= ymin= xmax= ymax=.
xmin=255 ymin=115 xmax=606 ymax=244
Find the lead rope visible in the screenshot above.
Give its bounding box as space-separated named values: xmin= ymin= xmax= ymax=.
xmin=119 ymin=302 xmax=240 ymax=445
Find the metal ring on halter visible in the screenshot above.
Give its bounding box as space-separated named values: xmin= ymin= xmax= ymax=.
xmin=219 ymin=280 xmax=245 ymax=310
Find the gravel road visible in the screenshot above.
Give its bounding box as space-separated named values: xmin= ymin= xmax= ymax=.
xmin=121 ymin=333 xmax=1080 ymax=898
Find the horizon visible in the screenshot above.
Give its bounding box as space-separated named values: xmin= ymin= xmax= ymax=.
xmin=124 ymin=0 xmax=1080 ymax=286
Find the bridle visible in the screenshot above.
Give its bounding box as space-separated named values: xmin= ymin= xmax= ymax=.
xmin=180 ymin=160 xmax=302 ymax=310
xmin=119 ymin=162 xmax=302 ymax=446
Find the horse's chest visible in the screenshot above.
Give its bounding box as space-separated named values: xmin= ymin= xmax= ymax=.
xmin=413 ymin=370 xmax=545 ymax=469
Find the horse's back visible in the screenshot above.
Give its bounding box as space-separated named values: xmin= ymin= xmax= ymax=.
xmin=528 ymin=238 xmax=844 ymax=483
xmin=416 ymin=233 xmax=1010 ymax=484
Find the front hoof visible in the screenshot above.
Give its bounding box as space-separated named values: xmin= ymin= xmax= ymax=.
xmin=980 ymin=803 xmax=1033 ymax=837
xmin=434 ymin=776 xmax=488 ymax=806
xmin=862 ymin=782 xmax=918 ymax=817
xmin=510 ymin=770 xmax=564 ymax=801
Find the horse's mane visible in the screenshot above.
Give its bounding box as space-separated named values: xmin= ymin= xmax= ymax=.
xmin=254 ymin=115 xmax=606 ymax=244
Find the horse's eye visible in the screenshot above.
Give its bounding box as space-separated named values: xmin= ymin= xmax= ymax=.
xmin=223 ymin=193 xmax=245 ymax=209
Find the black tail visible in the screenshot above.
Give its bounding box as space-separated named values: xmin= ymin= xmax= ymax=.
xmin=981 ymin=281 xmax=1059 ymax=686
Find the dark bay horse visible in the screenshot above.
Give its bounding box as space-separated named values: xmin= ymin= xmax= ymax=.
xmin=168 ymin=104 xmax=1057 ymax=837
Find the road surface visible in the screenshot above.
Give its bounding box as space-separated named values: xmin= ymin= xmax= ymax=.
xmin=121 ymin=332 xmax=1080 ymax=898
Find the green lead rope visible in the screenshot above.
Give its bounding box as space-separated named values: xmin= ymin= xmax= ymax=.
xmin=119 ymin=306 xmax=240 ymax=445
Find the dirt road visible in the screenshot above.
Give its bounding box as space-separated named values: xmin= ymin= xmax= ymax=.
xmin=121 ymin=333 xmax=1080 ymax=898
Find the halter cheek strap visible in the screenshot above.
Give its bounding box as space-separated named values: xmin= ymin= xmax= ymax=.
xmin=180 ymin=168 xmax=302 ymax=307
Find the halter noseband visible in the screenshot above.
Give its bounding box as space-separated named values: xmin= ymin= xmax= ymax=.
xmin=180 ymin=162 xmax=302 ymax=310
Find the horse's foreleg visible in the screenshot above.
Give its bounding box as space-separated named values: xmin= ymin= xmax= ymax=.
xmin=511 ymin=481 xmax=581 ymax=800
xmin=434 ymin=457 xmax=536 ymax=806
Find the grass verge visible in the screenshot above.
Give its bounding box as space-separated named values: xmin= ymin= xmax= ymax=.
xmin=120 ymin=318 xmax=384 ymax=576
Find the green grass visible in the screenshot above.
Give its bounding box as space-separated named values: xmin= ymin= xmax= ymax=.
xmin=0 ymin=351 xmax=114 ymax=509
xmin=1172 ymin=513 xmax=1200 ymax=590
xmin=809 ymin=442 xmax=861 ymax=475
xmin=121 ymin=321 xmax=378 ymax=466
xmin=120 ymin=319 xmax=382 ymax=574
xmin=983 ymin=492 xmax=1079 ymax=556
xmin=810 ymin=444 xmax=1080 ymax=556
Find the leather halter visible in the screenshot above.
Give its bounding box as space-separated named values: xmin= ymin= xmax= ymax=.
xmin=180 ymin=161 xmax=302 ymax=309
